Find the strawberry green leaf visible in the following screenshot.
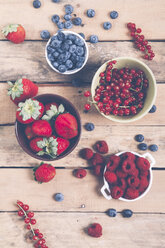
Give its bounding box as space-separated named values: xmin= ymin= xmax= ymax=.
xmin=37 ymin=137 xmax=58 ymax=158
xmin=18 ymin=99 xmax=41 ymax=121
xmin=42 ymin=104 xmax=65 ymax=121
xmin=7 ymin=79 xmax=23 ymax=100
xmin=2 ymin=24 xmax=19 ymax=36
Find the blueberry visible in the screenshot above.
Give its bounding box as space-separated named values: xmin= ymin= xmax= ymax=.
xmin=56 ymin=48 xmax=63 ymax=54
xmin=52 ymin=0 xmax=60 ymax=2
xmin=138 ymin=143 xmax=148 ymax=151
xmin=52 ymin=61 xmax=59 ymax=68
xmin=58 ymin=65 xmax=67 ymax=73
xmin=51 ymin=14 xmax=60 ymax=24
xmin=68 ymin=34 xmax=76 ymax=41
xmin=64 ymin=20 xmax=73 ymax=29
xmin=61 ymin=43 xmax=70 ymax=51
xmin=51 ymin=39 xmax=62 ymax=48
xmin=47 ymin=46 xmax=55 ymax=53
xmin=64 ymin=14 xmax=71 ymax=21
xmin=57 ymin=21 xmax=64 ymax=29
xmin=64 ymin=39 xmax=73 ymax=45
xmin=69 ymin=44 xmax=77 ymax=53
xmin=149 ymin=144 xmax=158 ymax=152
xmin=48 ymin=54 xmax=55 ymax=62
xmin=89 ymin=35 xmax=98 ymax=43
xmin=87 ymin=9 xmax=95 ymax=18
xmin=72 ymin=17 xmax=82 ymax=26
xmin=76 ymin=61 xmax=83 ymax=68
xmin=52 ymin=51 xmax=59 ymax=58
xmin=149 ymin=105 xmax=156 ymax=113
xmin=103 ymin=22 xmax=112 ymax=30
xmin=107 ymin=208 xmax=117 ymax=217
xmin=74 ymin=37 xmax=85 ymax=46
xmin=54 ymin=193 xmax=64 ymax=202
xmin=65 ymin=4 xmax=74 ymax=14
xmin=33 ymin=0 xmax=41 ymax=8
xmin=110 ymin=11 xmax=118 ymax=19
xmin=84 ymin=123 xmax=95 ymax=131
xmin=77 ymin=56 xmax=85 ymax=63
xmin=122 ymin=209 xmax=133 ymax=218
xmin=70 ymin=54 xmax=77 ymax=63
xmin=40 ymin=30 xmax=50 ymax=40
xmin=79 ymin=33 xmax=85 ymax=39
xmin=65 ymin=51 xmax=71 ymax=59
xmin=65 ymin=59 xmax=73 ymax=69
xmin=135 ymin=134 xmax=144 ymax=142
xmin=72 ymin=79 xmax=82 ymax=87
xmin=58 ymin=53 xmax=68 ymax=63
xmin=76 ymin=46 xmax=84 ymax=56
xmin=57 ymin=31 xmax=65 ymax=41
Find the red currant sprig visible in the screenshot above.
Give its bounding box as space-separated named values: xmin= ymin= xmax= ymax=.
xmin=127 ymin=22 xmax=155 ymax=60
xmin=84 ymin=91 xmax=92 ymax=111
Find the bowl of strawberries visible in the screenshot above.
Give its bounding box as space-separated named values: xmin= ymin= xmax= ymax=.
xmin=15 ymin=94 xmax=81 ymax=161
xmin=101 ymin=151 xmax=155 ymax=201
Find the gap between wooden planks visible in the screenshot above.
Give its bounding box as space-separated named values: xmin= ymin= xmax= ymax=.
xmin=0 ymin=0 xmax=165 ymax=40
xmin=0 ymin=169 xmax=164 ymax=212
xmin=0 ymin=41 xmax=164 ymax=82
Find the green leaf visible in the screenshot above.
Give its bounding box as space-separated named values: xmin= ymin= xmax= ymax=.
xmin=18 ymin=99 xmax=41 ymax=121
xmin=2 ymin=24 xmax=19 ymax=36
xmin=42 ymin=103 xmax=65 ymax=121
xmin=58 ymin=104 xmax=65 ymax=113
xmin=37 ymin=151 xmax=45 ymax=156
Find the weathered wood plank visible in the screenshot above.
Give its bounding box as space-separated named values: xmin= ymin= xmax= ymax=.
xmin=0 ymin=41 xmax=164 ymax=82
xmin=0 ymin=169 xmax=164 ymax=212
xmin=0 ymin=212 xmax=165 ymax=248
xmin=0 ymin=0 xmax=165 ymax=40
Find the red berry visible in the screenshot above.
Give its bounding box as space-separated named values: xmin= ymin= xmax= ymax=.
xmin=124 ymin=108 xmax=130 ymax=116
xmin=26 ymin=224 xmax=31 ymax=230
xmin=17 ymin=201 xmax=24 ymax=207
xmin=30 ymin=219 xmax=36 ymax=225
xmin=38 ymin=233 xmax=43 ymax=239
xmin=18 ymin=210 xmax=24 ymax=217
xmin=27 ymin=212 xmax=34 ymax=218
xmin=24 ymin=218 xmax=30 ymax=224
xmin=136 ymin=28 xmax=142 ymax=33
xmin=99 ymin=72 xmax=104 ymax=77
xmin=34 ymin=229 xmax=40 ymax=235
xmin=33 ymin=236 xmax=38 ymax=241
xmin=37 ymin=240 xmax=43 ymax=245
xmin=118 ymin=109 xmax=124 ymax=116
xmin=84 ymin=91 xmax=91 ymax=97
xmin=84 ymin=104 xmax=91 ymax=111
xmin=94 ymin=95 xmax=100 ymax=102
xmin=23 ymin=205 xmax=29 ymax=211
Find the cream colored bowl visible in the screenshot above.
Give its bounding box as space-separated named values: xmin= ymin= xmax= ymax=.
xmin=91 ymin=57 xmax=157 ymax=123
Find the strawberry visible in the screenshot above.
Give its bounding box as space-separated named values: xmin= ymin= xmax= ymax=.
xmin=7 ymin=78 xmax=38 ymax=105
xmin=32 ymin=120 xmax=52 ymax=137
xmin=16 ymin=99 xmax=44 ymax=124
xmin=54 ymin=113 xmax=78 ymax=139
xmin=25 ymin=124 xmax=36 ymax=140
xmin=33 ymin=162 xmax=56 ymax=183
xmin=30 ymin=137 xmax=44 ymax=152
xmin=45 ymin=102 xmax=58 ymax=112
xmin=2 ymin=24 xmax=25 ymax=44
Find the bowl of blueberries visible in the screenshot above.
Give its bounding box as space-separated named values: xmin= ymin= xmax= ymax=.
xmin=45 ymin=30 xmax=89 ymax=74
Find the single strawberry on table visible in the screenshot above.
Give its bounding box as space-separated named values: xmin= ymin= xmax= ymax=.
xmin=32 ymin=120 xmax=52 ymax=137
xmin=2 ymin=24 xmax=25 ymax=43
xmin=7 ymin=78 xmax=38 ymax=105
xmin=33 ymin=162 xmax=56 ymax=183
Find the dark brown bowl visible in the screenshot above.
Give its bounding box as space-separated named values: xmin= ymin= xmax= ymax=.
xmin=15 ymin=94 xmax=81 ymax=161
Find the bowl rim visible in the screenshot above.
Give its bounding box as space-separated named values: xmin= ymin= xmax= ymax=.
xmin=91 ymin=56 xmax=157 ymax=123
xmin=45 ymin=30 xmax=89 ymax=75
xmin=15 ymin=93 xmax=82 ymax=161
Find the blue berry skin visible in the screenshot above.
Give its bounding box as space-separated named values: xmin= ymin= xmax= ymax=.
xmin=58 ymin=65 xmax=67 ymax=73
xmin=61 ymin=43 xmax=70 ymax=51
xmin=64 ymin=14 xmax=71 ymax=21
xmin=65 ymin=59 xmax=73 ymax=69
xmin=89 ymin=35 xmax=98 ymax=43
xmin=47 ymin=46 xmax=55 ymax=53
xmin=52 ymin=0 xmax=60 ymax=2
xmin=64 ymin=21 xmax=73 ymax=29
xmin=149 ymin=105 xmax=156 ymax=113
xmin=40 ymin=30 xmax=50 ymax=40
xmin=149 ymin=144 xmax=158 ymax=152
xmin=76 ymin=61 xmax=84 ymax=68
xmin=53 ymin=51 xmax=59 ymax=58
xmin=135 ymin=134 xmax=144 ymax=142
xmin=122 ymin=209 xmax=133 ymax=218
xmin=57 ymin=31 xmax=65 ymax=41
xmin=69 ymin=44 xmax=77 ymax=53
xmin=79 ymin=33 xmax=85 ymax=39
xmin=76 ymin=46 xmax=84 ymax=56
xmin=68 ymin=34 xmax=76 ymax=41
xmin=48 ymin=54 xmax=55 ymax=62
xmin=110 ymin=11 xmax=118 ymax=19
xmin=54 ymin=193 xmax=64 ymax=202
xmin=64 ymin=39 xmax=72 ymax=45
xmin=85 ymin=123 xmax=95 ymax=131
xmin=57 ymin=21 xmax=64 ymax=29
xmin=87 ymin=9 xmax=95 ymax=18
xmin=138 ymin=143 xmax=148 ymax=151
xmin=72 ymin=17 xmax=82 ymax=26
xmin=65 ymin=4 xmax=74 ymax=14
xmin=103 ymin=22 xmax=112 ymax=30
xmin=51 ymin=39 xmax=62 ymax=48
xmin=33 ymin=0 xmax=41 ymax=8
xmin=107 ymin=209 xmax=117 ymax=217
xmin=52 ymin=61 xmax=59 ymax=68
xmin=51 ymin=15 xmax=60 ymax=24
xmin=74 ymin=37 xmax=84 ymax=46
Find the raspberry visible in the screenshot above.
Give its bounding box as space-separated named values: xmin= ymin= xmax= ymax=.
xmin=130 ymin=168 xmax=139 ymax=177
xmin=127 ymin=176 xmax=140 ymax=188
xmin=116 ymin=169 xmax=127 ymax=178
xmin=125 ymin=187 xmax=139 ymax=199
xmin=118 ymin=178 xmax=127 ymax=191
xmin=91 ymin=153 xmax=104 ymax=166
xmin=104 ymin=171 xmax=117 ymax=184
xmin=74 ymin=169 xmax=87 ymax=178
xmin=80 ymin=148 xmax=93 ymax=160
xmin=94 ymin=165 xmax=102 ymax=176
xmin=95 ymin=140 xmax=109 ymax=154
xmin=122 ymin=159 xmax=136 ymax=174
xmin=111 ymin=186 xmax=123 ymax=199
xmin=140 ymin=170 xmax=149 ymax=177
xmin=87 ymin=223 xmax=102 ymax=238
xmin=138 ymin=176 xmax=149 ymax=193
xmin=136 ymin=157 xmax=150 ymax=171
xmin=106 ymin=155 xmax=120 ymax=171
xmin=121 ymin=152 xmax=135 ymax=161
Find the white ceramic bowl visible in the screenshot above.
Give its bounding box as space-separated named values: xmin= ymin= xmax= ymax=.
xmin=101 ymin=151 xmax=155 ymax=202
xmin=91 ymin=57 xmax=157 ymax=123
xmin=45 ymin=31 xmax=89 ymax=75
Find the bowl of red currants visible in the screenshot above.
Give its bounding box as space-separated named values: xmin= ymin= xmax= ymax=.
xmin=91 ymin=57 xmax=157 ymax=123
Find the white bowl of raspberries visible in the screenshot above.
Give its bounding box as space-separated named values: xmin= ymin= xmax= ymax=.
xmin=91 ymin=57 xmax=157 ymax=123
xmin=101 ymin=151 xmax=155 ymax=201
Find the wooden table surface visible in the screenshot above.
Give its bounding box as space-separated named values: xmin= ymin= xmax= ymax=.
xmin=0 ymin=0 xmax=165 ymax=247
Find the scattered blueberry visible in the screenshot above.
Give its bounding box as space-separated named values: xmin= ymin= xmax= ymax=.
xmin=135 ymin=134 xmax=144 ymax=142
xmin=122 ymin=209 xmax=133 ymax=218
xmin=65 ymin=4 xmax=74 ymax=14
xmin=33 ymin=0 xmax=41 ymax=8
xmin=57 ymin=21 xmax=64 ymax=29
xmin=64 ymin=14 xmax=71 ymax=21
xmin=103 ymin=22 xmax=112 ymax=30
xmin=79 ymin=33 xmax=85 ymax=39
xmin=52 ymin=0 xmax=60 ymax=2
xmin=57 ymin=30 xmax=65 ymax=41
xmin=89 ymin=35 xmax=98 ymax=43
xmin=72 ymin=17 xmax=82 ymax=26
xmin=54 ymin=193 xmax=64 ymax=202
xmin=107 ymin=208 xmax=117 ymax=217
xmin=149 ymin=105 xmax=157 ymax=113
xmin=84 ymin=123 xmax=95 ymax=131
xmin=87 ymin=9 xmax=95 ymax=18
xmin=138 ymin=143 xmax=148 ymax=151
xmin=64 ymin=20 xmax=73 ymax=29
xmin=40 ymin=30 xmax=50 ymax=40
xmin=58 ymin=64 xmax=67 ymax=73
xmin=110 ymin=11 xmax=118 ymax=19
xmin=149 ymin=144 xmax=158 ymax=152
xmin=51 ymin=14 xmax=60 ymax=24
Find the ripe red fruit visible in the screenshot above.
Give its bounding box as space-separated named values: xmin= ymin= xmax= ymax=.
xmin=45 ymin=102 xmax=58 ymax=111
xmin=23 ymin=205 xmax=29 ymax=211
xmin=33 ymin=236 xmax=38 ymax=241
xmin=125 ymin=187 xmax=139 ymax=199
xmin=30 ymin=219 xmax=36 ymax=225
xmin=116 ymin=169 xmax=127 ymax=178
xmin=27 ymin=212 xmax=34 ymax=218
xmin=81 ymin=148 xmax=94 ymax=160
xmin=74 ymin=169 xmax=87 ymax=178
xmin=87 ymin=223 xmax=102 ymax=238
xmin=136 ymin=157 xmax=150 ymax=171
xmin=2 ymin=24 xmax=25 ymax=44
xmin=91 ymin=153 xmax=104 ymax=166
xmin=104 ymin=171 xmax=117 ymax=184
xmin=122 ymin=159 xmax=136 ymax=174
xmin=121 ymin=152 xmax=135 ymax=161
xmin=25 ymin=124 xmax=36 ymax=140
xmin=26 ymin=224 xmax=31 ymax=230
xmin=30 ymin=137 xmax=44 ymax=153
xmin=84 ymin=91 xmax=91 ymax=97
xmin=127 ymin=176 xmax=140 ymax=188
xmin=17 ymin=201 xmax=24 ymax=207
xmin=34 ymin=163 xmax=56 ymax=183
xmin=24 ymin=218 xmax=30 ymax=224
xmin=111 ymin=186 xmax=123 ymax=199
xmin=138 ymin=176 xmax=149 ymax=193
xmin=95 ymin=140 xmax=108 ymax=154
xmin=32 ymin=120 xmax=52 ymax=137
xmin=18 ymin=210 xmax=24 ymax=217
xmin=106 ymin=155 xmax=120 ymax=171
xmin=84 ymin=104 xmax=91 ymax=110
xmin=94 ymin=165 xmax=102 ymax=176
xmin=38 ymin=233 xmax=43 ymax=239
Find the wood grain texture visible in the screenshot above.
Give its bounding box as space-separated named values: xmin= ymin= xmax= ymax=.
xmin=0 ymin=212 xmax=165 ymax=248
xmin=0 ymin=169 xmax=164 ymax=212
xmin=0 ymin=0 xmax=165 ymax=40
xmin=0 ymin=41 xmax=164 ymax=82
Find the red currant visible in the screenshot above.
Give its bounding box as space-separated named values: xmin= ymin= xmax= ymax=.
xmin=84 ymin=91 xmax=91 ymax=97
xmin=113 ymin=109 xmax=118 ymax=115
xmin=84 ymin=104 xmax=91 ymax=111
xmin=99 ymin=72 xmax=104 ymax=77
xmin=17 ymin=201 xmax=24 ymax=207
xmin=18 ymin=210 xmax=24 ymax=217
xmin=34 ymin=229 xmax=40 ymax=235
xmin=30 ymin=219 xmax=36 ymax=225
xmin=136 ymin=28 xmax=142 ymax=33
xmin=118 ymin=109 xmax=124 ymax=116
xmin=26 ymin=224 xmax=31 ymax=230
xmin=24 ymin=218 xmax=30 ymax=224
xmin=124 ymin=108 xmax=130 ymax=116
xmin=38 ymin=233 xmax=43 ymax=239
xmin=23 ymin=205 xmax=29 ymax=211
xmin=33 ymin=236 xmax=38 ymax=241
xmin=94 ymin=95 xmax=100 ymax=102
xmin=27 ymin=212 xmax=34 ymax=218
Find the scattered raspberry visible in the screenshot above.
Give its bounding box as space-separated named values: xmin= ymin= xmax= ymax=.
xmin=121 ymin=152 xmax=135 ymax=161
xmin=136 ymin=157 xmax=150 ymax=171
xmin=80 ymin=148 xmax=94 ymax=160
xmin=91 ymin=153 xmax=104 ymax=166
xmin=95 ymin=140 xmax=108 ymax=154
xmin=116 ymin=169 xmax=127 ymax=178
xmin=125 ymin=187 xmax=139 ymax=199
xmin=118 ymin=178 xmax=127 ymax=191
xmin=104 ymin=171 xmax=117 ymax=184
xmin=127 ymin=176 xmax=140 ymax=188
xmin=138 ymin=176 xmax=149 ymax=193
xmin=106 ymin=155 xmax=120 ymax=171
xmin=122 ymin=159 xmax=136 ymax=174
xmin=94 ymin=165 xmax=102 ymax=176
xmin=87 ymin=223 xmax=102 ymax=238
xmin=74 ymin=169 xmax=87 ymax=179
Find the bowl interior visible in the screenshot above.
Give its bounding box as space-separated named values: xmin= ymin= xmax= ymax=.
xmin=91 ymin=57 xmax=157 ymax=123
xmin=15 ymin=94 xmax=81 ymax=161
